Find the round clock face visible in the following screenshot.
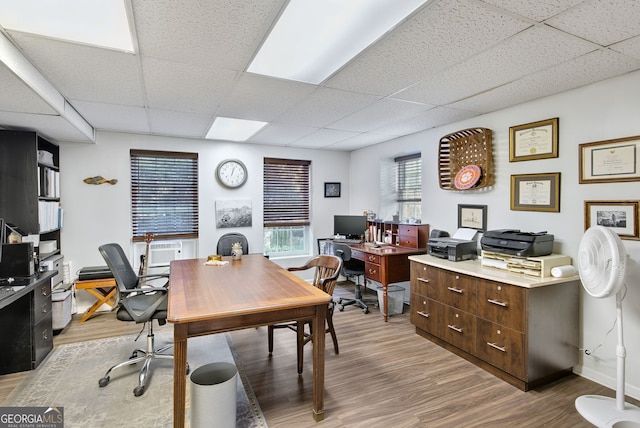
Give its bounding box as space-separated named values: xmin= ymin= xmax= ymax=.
xmin=216 ymin=159 xmax=247 ymax=188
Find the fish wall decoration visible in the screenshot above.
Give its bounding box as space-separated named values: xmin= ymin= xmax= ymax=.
xmin=83 ymin=176 xmax=117 ymax=185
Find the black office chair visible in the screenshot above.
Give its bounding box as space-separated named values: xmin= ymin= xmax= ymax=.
xmin=97 ymin=243 xmax=176 ymax=397
xmin=216 ymin=232 xmax=249 ymax=256
xmin=333 ymin=243 xmax=376 ymax=314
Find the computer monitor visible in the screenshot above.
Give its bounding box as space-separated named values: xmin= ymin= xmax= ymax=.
xmin=333 ymin=215 xmax=367 ymax=239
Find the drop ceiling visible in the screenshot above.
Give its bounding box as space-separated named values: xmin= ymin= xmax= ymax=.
xmin=0 ymin=0 xmax=639 ymax=151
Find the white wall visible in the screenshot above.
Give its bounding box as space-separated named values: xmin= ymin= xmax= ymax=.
xmin=350 ymin=70 xmax=640 ymax=399
xmin=59 ymin=133 xmax=351 ymax=309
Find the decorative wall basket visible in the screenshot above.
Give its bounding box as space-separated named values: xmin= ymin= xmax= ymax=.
xmin=438 ymin=127 xmax=494 ymax=191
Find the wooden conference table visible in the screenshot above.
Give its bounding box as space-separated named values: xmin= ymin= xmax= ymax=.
xmin=168 ymin=255 xmax=332 ymax=427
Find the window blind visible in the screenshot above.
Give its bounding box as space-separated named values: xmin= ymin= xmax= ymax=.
xmin=263 ymin=157 xmax=311 ymax=227
xmin=130 ymin=149 xmax=199 ymax=241
xmin=396 ymin=153 xmax=421 ymax=202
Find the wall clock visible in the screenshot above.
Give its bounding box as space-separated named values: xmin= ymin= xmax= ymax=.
xmin=216 ymin=159 xmax=247 ymax=188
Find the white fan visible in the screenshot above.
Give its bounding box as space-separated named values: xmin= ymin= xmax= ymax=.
xmin=575 ymin=226 xmax=640 ymax=427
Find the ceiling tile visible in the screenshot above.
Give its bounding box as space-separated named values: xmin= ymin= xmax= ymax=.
xmin=276 ymin=87 xmax=380 ymax=128
xmin=450 ymin=49 xmax=640 ymax=113
xmin=147 ymin=109 xmax=212 ymax=138
xmin=329 ymin=98 xmax=433 ymax=133
xmin=142 ymin=56 xmax=238 ymax=113
xmin=375 ymin=107 xmax=479 ymax=136
xmin=70 ymin=101 xmax=149 ymax=133
xmin=478 ymin=0 xmax=584 ymax=21
xmin=218 ymin=74 xmax=317 ymax=121
xmin=287 ymin=128 xmax=360 ymax=149
xmin=611 ymin=35 xmax=640 ymax=60
xmin=9 ymin=32 xmax=145 ymax=106
xmin=546 ymin=0 xmax=640 ymax=46
xmin=0 ymin=63 xmax=57 ymax=114
xmin=248 ymin=123 xmax=317 ymax=146
xmin=132 ymin=0 xmax=286 ymax=71
xmin=326 ymin=0 xmax=532 ymax=96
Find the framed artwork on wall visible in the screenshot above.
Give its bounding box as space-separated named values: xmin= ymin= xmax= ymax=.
xmin=509 ymin=117 xmax=559 ymax=162
xmin=584 ymin=200 xmax=639 ymax=240
xmin=510 ymin=172 xmax=561 ymax=212
xmin=324 ymin=182 xmax=341 ymax=198
xmin=457 ymin=204 xmax=487 ymax=231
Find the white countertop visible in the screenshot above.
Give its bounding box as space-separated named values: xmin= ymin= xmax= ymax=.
xmin=409 ymin=254 xmax=581 ymax=288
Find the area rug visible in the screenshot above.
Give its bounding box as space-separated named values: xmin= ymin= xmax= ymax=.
xmin=2 ymin=331 xmax=268 ymax=428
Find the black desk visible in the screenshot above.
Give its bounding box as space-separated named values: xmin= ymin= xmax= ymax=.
xmin=0 ymin=271 xmax=55 ymax=374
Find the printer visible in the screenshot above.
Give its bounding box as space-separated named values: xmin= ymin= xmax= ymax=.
xmin=480 ymin=229 xmax=554 ymax=257
xmin=428 ymin=238 xmax=477 ymax=261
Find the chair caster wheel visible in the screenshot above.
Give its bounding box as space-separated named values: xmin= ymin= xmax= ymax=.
xmin=339 ymin=305 xmax=345 ymax=311
xmin=130 ymin=351 xmax=138 ymax=359
xmin=98 ymin=376 xmax=110 ymax=387
xmin=363 ymin=308 xmax=369 ymax=314
xmin=133 ymin=385 xmax=145 ymax=397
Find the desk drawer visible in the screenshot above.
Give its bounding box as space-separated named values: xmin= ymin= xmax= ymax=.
xmin=476 ymin=318 xmax=524 ymax=379
xmin=441 ymin=305 xmax=475 ymax=354
xmin=365 ymin=261 xmax=381 ymax=282
xmin=411 ymin=263 xmax=439 ymax=299
xmin=364 ymin=253 xmax=380 ymax=264
xmin=436 ymin=271 xmax=477 ymax=314
xmin=33 ymin=283 xmax=52 ymax=324
xmin=398 ymin=225 xmax=418 ymax=237
xmin=350 ymin=249 xmax=366 ymax=261
xmin=411 ymin=295 xmax=440 ymax=337
xmin=398 ymin=235 xmax=418 ymax=248
xmin=477 ymin=279 xmax=525 ymax=332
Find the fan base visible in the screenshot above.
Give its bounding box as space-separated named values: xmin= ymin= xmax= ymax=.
xmin=576 ymin=395 xmax=640 ymax=427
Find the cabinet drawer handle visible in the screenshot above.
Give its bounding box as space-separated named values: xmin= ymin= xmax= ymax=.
xmin=487 ymin=342 xmax=506 ymax=352
xmin=368 ymin=255 xmax=376 ymax=262
xmin=368 ymin=268 xmax=377 ymax=275
xmin=417 ymin=278 xmax=430 ymax=284
xmin=416 ymin=311 xmax=430 ymax=318
xmin=447 ymin=287 xmax=463 ymax=294
xmin=487 ymin=298 xmax=507 ymax=307
xmin=447 ymin=324 xmax=462 ymax=333
xmin=42 ymin=330 xmax=49 ymax=340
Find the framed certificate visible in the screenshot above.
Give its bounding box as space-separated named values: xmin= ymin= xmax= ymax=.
xmin=510 ymin=173 xmax=560 ymax=212
xmin=509 ymin=118 xmax=558 ymax=162
xmin=579 ymin=136 xmax=640 ymax=183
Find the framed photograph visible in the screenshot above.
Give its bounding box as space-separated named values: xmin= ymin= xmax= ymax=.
xmin=579 ymin=136 xmax=640 ymax=183
xmin=584 ymin=200 xmax=639 ymax=240
xmin=324 ymin=182 xmax=341 ymax=198
xmin=509 ymin=117 xmax=559 ymax=162
xmin=510 ymin=172 xmax=561 ymax=212
xmin=457 ymin=204 xmax=487 ymax=231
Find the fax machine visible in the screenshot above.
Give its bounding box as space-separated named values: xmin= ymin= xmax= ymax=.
xmin=480 ymin=229 xmax=554 ymax=257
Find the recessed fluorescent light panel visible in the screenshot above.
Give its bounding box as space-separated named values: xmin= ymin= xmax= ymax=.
xmin=205 ymin=117 xmax=268 ymax=142
xmin=0 ymin=0 xmax=134 ymax=52
xmin=248 ymin=0 xmax=429 ymax=84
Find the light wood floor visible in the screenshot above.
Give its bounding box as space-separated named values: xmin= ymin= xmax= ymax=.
xmin=1 ymin=282 xmax=636 ymax=427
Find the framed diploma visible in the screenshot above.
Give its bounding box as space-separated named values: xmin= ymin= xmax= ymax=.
xmin=509 ymin=117 xmax=558 ymax=162
xmin=579 ymin=136 xmax=640 ymax=183
xmin=584 ymin=200 xmax=639 ymax=240
xmin=510 ymin=172 xmax=560 ymax=212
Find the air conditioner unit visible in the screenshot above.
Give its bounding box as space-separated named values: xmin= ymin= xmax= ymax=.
xmin=146 ymin=241 xmax=183 ymax=267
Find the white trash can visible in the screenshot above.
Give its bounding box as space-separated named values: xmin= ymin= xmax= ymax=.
xmin=377 ymin=285 xmax=404 ymax=317
xmin=190 ymin=362 xmax=238 ymax=428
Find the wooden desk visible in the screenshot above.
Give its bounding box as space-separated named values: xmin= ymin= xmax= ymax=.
xmin=74 ymin=278 xmax=117 ymax=322
xmin=348 ymin=244 xmax=426 ymax=322
xmin=168 ymin=255 xmax=331 ymax=427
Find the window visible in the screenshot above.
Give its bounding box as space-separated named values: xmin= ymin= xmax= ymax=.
xmin=130 ymin=150 xmax=198 ymax=241
xmin=396 ymin=153 xmax=422 ymax=221
xmin=263 ymin=157 xmax=311 ymax=256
